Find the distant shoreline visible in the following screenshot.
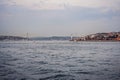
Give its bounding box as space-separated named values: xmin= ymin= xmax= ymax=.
xmin=70 ymin=40 xmax=120 ymax=42
xmin=0 ymin=35 xmax=28 ymax=41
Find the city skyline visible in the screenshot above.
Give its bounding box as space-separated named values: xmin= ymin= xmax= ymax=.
xmin=0 ymin=0 xmax=120 ymax=37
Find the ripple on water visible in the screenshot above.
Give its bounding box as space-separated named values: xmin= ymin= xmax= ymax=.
xmin=33 ymin=61 xmax=48 ymax=65
xmin=0 ymin=41 xmax=120 ymax=80
xmin=39 ymin=74 xmax=74 ymax=80
xmin=32 ymin=68 xmax=64 ymax=75
xmin=75 ymin=71 xmax=95 ymax=75
xmin=89 ymin=52 xmax=97 ymax=55
xmin=71 ymin=69 xmax=105 ymax=76
xmin=76 ymin=59 xmax=86 ymax=63
xmin=98 ymin=62 xmax=113 ymax=66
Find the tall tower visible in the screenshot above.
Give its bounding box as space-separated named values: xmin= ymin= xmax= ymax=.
xmin=71 ymin=34 xmax=73 ymax=40
xmin=26 ymin=33 xmax=29 ymax=40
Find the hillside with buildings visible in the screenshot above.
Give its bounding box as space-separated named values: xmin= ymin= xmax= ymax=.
xmin=71 ymin=32 xmax=120 ymax=41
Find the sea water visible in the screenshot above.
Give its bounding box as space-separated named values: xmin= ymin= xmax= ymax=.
xmin=0 ymin=41 xmax=120 ymax=80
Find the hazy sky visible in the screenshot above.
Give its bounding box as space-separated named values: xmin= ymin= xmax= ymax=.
xmin=0 ymin=0 xmax=120 ymax=37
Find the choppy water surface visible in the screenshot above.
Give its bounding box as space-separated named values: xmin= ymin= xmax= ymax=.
xmin=0 ymin=41 xmax=120 ymax=80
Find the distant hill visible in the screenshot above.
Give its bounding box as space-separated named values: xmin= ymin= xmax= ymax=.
xmin=0 ymin=36 xmax=28 ymax=41
xmin=31 ymin=36 xmax=71 ymax=41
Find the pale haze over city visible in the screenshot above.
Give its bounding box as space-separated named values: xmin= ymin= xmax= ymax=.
xmin=0 ymin=0 xmax=120 ymax=37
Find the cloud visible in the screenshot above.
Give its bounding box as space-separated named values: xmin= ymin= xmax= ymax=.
xmin=1 ymin=0 xmax=120 ymax=11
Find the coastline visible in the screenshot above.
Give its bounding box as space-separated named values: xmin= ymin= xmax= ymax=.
xmin=70 ymin=40 xmax=120 ymax=42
